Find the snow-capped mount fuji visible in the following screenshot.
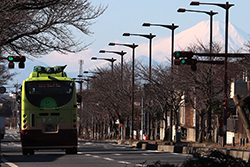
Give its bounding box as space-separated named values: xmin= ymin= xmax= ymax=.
xmin=151 ymin=20 xmax=250 ymax=62
xmin=177 ymin=20 xmax=249 ymax=50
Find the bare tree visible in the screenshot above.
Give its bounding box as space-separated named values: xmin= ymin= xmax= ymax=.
xmin=0 ymin=0 xmax=107 ymax=57
xmin=138 ymin=63 xmax=187 ymax=141
xmin=82 ymin=63 xmax=133 ymax=139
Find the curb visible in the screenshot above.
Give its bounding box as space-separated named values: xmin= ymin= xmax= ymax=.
xmin=120 ymin=140 xmax=250 ymax=161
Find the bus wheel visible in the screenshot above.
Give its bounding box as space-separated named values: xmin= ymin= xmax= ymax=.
xmin=22 ymin=148 xmax=29 ymax=155
xmin=65 ymin=148 xmax=77 ymax=154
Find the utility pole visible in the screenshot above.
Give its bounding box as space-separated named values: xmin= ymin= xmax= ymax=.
xmin=13 ymin=83 xmax=21 ymax=129
xmin=76 ymin=59 xmax=84 ymax=136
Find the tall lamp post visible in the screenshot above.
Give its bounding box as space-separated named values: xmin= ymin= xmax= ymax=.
xmin=109 ymin=42 xmax=138 ymax=139
xmin=122 ymin=33 xmax=156 ymax=81
xmin=122 ymin=32 xmax=156 ymax=140
xmin=190 ymin=1 xmax=234 ymax=146
xmin=99 ymin=50 xmax=127 ymax=81
xmin=177 ymin=8 xmax=217 ymax=54
xmin=91 ymin=57 xmax=116 ymax=74
xmin=142 ymin=23 xmax=178 ymax=72
xmin=142 ymin=22 xmax=178 ymax=141
xmin=177 ymin=8 xmax=218 ymax=141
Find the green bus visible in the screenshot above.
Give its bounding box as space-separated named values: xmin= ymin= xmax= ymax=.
xmin=20 ymin=66 xmax=78 ymax=155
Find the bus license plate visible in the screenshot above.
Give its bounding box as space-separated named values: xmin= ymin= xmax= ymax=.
xmin=45 ymin=125 xmax=57 ymax=132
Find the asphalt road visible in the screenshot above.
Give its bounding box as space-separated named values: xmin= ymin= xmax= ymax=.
xmin=1 ymin=129 xmax=191 ymax=167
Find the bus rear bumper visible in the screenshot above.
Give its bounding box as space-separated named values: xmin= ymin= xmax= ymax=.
xmin=21 ymin=129 xmax=77 ymax=149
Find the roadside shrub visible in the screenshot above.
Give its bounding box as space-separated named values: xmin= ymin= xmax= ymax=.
xmin=146 ymin=150 xmax=249 ymax=167
xmin=181 ymin=150 xmax=249 ymax=167
xmin=146 ymin=160 xmax=176 ymax=167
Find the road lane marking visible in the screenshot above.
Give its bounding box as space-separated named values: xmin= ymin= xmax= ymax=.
xmin=81 ymin=152 xmax=134 ymax=166
xmin=103 ymin=157 xmax=114 ymax=161
xmin=85 ymin=154 xmax=92 ymax=156
xmin=118 ymin=161 xmax=131 ymax=164
xmin=1 ymin=156 xmax=19 ymax=167
xmin=112 ymin=153 xmax=121 ymax=156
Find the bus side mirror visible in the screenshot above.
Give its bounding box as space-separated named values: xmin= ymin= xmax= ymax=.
xmin=77 ymin=94 xmax=82 ymax=103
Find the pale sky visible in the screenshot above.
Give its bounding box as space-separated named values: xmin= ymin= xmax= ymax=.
xmin=20 ymin=1 xmax=250 ymax=77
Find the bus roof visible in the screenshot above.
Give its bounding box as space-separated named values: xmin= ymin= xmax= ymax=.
xmin=29 ymin=72 xmax=67 ymax=78
xmin=22 ymin=72 xmax=74 ymax=83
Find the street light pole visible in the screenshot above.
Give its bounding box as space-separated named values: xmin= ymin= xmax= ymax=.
xmin=177 ymin=8 xmax=218 ymax=140
xmin=142 ymin=22 xmax=178 ymax=141
xmin=99 ymin=50 xmax=127 ymax=81
xmin=122 ymin=33 xmax=156 ymax=140
xmin=109 ymin=42 xmax=138 ymax=139
xmin=91 ymin=57 xmax=116 ymax=74
xmin=177 ymin=8 xmax=217 ymax=54
xmin=123 ymin=33 xmax=156 ymax=81
xmin=190 ymin=1 xmax=234 ymax=146
xmin=142 ymin=23 xmax=178 ymax=72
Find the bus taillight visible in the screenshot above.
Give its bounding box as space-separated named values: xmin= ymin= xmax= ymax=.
xmin=20 ymin=130 xmax=28 ymax=135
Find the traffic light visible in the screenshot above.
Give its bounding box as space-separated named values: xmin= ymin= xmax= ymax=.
xmin=174 ymin=51 xmax=197 ymax=71
xmin=7 ymin=56 xmax=26 ymax=69
xmin=191 ymin=59 xmax=197 ymax=71
xmin=174 ymin=51 xmax=182 ymax=65
xmin=19 ymin=56 xmax=26 ymax=68
xmin=174 ymin=51 xmax=193 ymax=65
xmin=7 ymin=56 xmax=14 ymax=68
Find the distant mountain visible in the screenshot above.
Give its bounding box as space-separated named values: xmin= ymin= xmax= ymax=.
xmin=152 ymin=20 xmax=250 ymax=62
xmin=175 ymin=20 xmax=249 ymax=51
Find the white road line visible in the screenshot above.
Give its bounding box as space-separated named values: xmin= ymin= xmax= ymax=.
xmin=170 ymin=152 xmax=188 ymax=156
xmin=118 ymin=161 xmax=131 ymax=164
xmin=141 ymin=153 xmax=150 ymax=155
xmin=85 ymin=154 xmax=92 ymax=156
xmin=103 ymin=157 xmax=114 ymax=161
xmin=81 ymin=153 xmax=133 ymax=165
xmin=77 ymin=152 xmax=85 ymax=155
xmin=1 ymin=156 xmax=19 ymax=167
xmin=112 ymin=153 xmax=121 ymax=156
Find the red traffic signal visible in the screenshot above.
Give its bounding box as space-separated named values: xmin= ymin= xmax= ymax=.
xmin=13 ymin=56 xmax=20 ymax=62
xmin=174 ymin=59 xmax=180 ymax=65
xmin=8 ymin=62 xmax=14 ymax=68
xmin=19 ymin=56 xmax=26 ymax=62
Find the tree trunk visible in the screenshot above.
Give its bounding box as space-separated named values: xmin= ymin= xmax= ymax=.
xmin=198 ymin=112 xmax=204 ymax=143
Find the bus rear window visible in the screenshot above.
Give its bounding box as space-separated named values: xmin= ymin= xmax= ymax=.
xmin=24 ymin=81 xmax=74 ymax=107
